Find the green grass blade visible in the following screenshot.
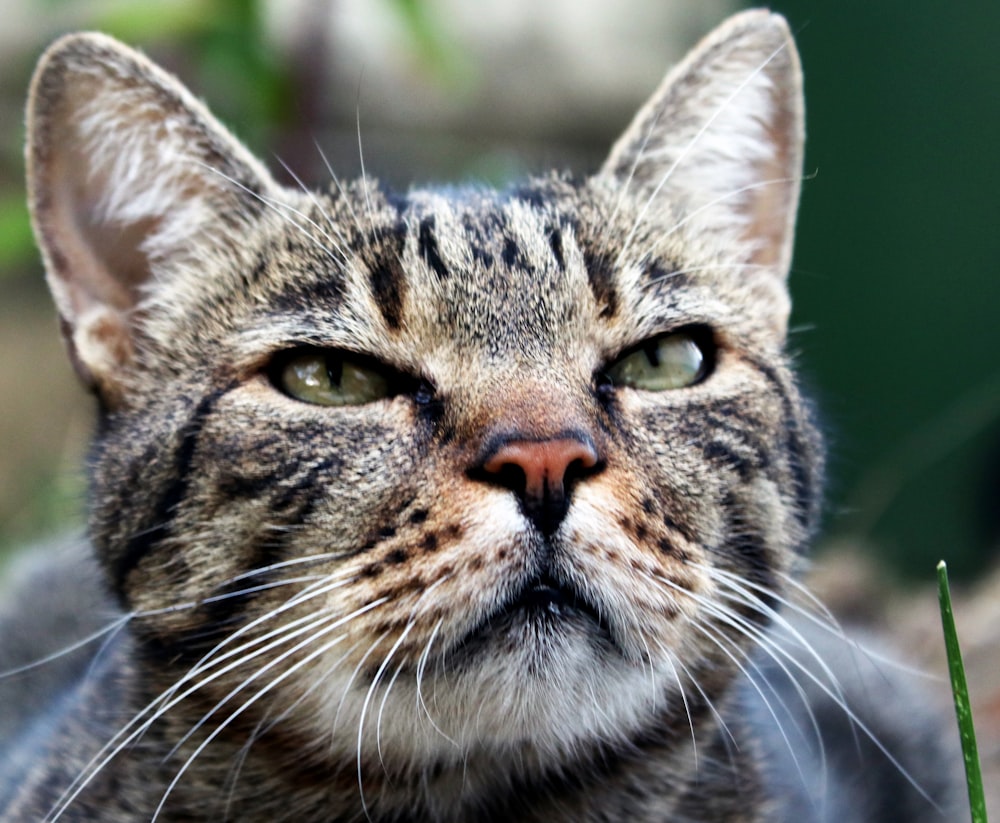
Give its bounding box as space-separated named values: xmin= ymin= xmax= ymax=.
xmin=937 ymin=560 xmax=988 ymax=822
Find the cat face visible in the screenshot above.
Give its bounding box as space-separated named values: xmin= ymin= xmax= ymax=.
xmin=27 ymin=11 xmax=820 ymax=774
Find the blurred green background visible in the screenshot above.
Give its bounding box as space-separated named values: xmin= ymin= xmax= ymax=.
xmin=0 ymin=0 xmax=996 ymax=581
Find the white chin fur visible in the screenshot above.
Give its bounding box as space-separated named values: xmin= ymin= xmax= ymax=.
xmin=297 ymin=629 xmax=678 ymax=771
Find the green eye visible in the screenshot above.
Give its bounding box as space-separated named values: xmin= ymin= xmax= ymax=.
xmin=605 ymin=331 xmax=709 ymax=391
xmin=276 ymin=350 xmax=391 ymax=406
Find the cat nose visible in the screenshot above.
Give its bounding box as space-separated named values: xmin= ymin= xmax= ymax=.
xmin=476 ymin=434 xmax=601 ymax=536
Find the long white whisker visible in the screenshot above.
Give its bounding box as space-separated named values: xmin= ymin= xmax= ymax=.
xmin=0 ymin=613 xmax=130 ymax=680
xmin=249 ymin=642 xmax=363 ymax=747
xmin=201 ymin=574 xmax=326 ymax=606
xmin=273 ymin=154 xmax=353 ymax=251
xmin=167 ymin=596 xmax=391 ymax=760
xmin=375 ymin=661 xmax=406 ymax=769
xmin=647 ymin=261 xmax=776 ymax=284
xmin=663 ymin=571 xmax=940 ymax=809
xmin=605 ymin=106 xmax=664 ymax=232
xmin=357 ymin=623 xmax=415 ymax=819
xmin=414 ymin=618 xmax=456 ymax=748
xmin=174 ymin=571 xmax=358 ymax=690
xmin=313 ymin=138 xmax=368 ymax=239
xmin=658 ymin=175 xmax=801 ymax=242
xmin=688 ymin=612 xmax=819 ymax=795
xmin=46 ymin=579 xmax=368 ymax=822
xmin=165 ymin=608 xmax=348 ymax=759
xmin=658 ymin=642 xmax=699 ymax=764
xmin=651 ymin=635 xmax=732 ymax=757
xmin=222 ymin=551 xmax=355 ymax=586
xmin=150 ymin=609 xmax=382 ymax=823
xmin=198 ymin=161 xmax=346 ymax=263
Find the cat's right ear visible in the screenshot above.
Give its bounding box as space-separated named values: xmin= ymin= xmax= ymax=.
xmin=26 ymin=33 xmax=278 ymax=408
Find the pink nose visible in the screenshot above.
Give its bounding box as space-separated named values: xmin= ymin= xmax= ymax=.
xmin=481 ymin=437 xmax=600 ymax=503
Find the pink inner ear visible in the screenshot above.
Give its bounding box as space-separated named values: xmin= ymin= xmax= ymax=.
xmin=742 ymin=105 xmax=800 ymax=270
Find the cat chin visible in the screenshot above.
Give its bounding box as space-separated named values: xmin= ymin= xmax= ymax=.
xmin=292 ymin=637 xmax=678 ymax=770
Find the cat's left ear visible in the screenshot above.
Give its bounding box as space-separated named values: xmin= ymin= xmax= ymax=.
xmin=26 ymin=33 xmax=278 ymax=407
xmin=601 ymin=11 xmax=803 ymax=286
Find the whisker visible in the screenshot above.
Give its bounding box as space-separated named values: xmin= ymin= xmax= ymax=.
xmin=165 ymin=607 xmax=350 ymax=760
xmin=273 ymin=154 xmax=354 ymax=251
xmin=375 ymin=661 xmax=406 ymax=771
xmin=354 ymin=108 xmax=377 ymax=236
xmin=357 ymin=624 xmax=415 ymax=819
xmin=313 ymin=138 xmax=368 ymax=239
xmin=222 ymin=550 xmax=356 ymax=586
xmin=46 ymin=577 xmax=363 ymax=822
xmin=150 ymin=603 xmax=387 ymax=823
xmin=656 ymin=175 xmax=802 ymax=243
xmin=201 ymin=574 xmax=327 ymax=606
xmin=174 ymin=571 xmax=359 ymax=692
xmin=0 ymin=613 xmax=131 ymax=680
xmin=688 ymin=614 xmax=820 ymax=795
xmin=660 ymin=570 xmax=941 ymax=809
xmin=197 ymin=161 xmax=347 ymax=264
xmin=253 ymin=641 xmax=363 ymax=744
xmin=656 ymin=642 xmax=700 ymax=764
xmin=647 ymin=261 xmax=776 ymax=283
xmin=414 ymin=618 xmax=456 ymax=748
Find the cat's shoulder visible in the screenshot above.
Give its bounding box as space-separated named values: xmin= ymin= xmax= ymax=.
xmin=0 ymin=537 xmax=123 ymax=808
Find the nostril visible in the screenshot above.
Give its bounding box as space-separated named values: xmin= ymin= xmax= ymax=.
xmin=491 ymin=461 xmax=528 ymax=498
xmin=565 ymin=455 xmax=594 ymax=487
xmin=481 ymin=437 xmax=597 ymax=500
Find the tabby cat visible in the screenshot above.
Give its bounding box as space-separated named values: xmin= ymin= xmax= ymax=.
xmin=0 ymin=10 xmax=962 ymax=822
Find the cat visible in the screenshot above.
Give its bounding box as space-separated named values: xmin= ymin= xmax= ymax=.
xmin=0 ymin=10 xmax=963 ymax=822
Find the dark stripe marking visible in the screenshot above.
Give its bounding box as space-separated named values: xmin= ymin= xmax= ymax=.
xmin=369 ymin=257 xmax=405 ymax=330
xmin=418 ymin=216 xmax=449 ymax=279
xmin=501 ymin=237 xmax=533 ymax=273
xmin=744 ymin=356 xmax=822 ymax=534
xmin=703 ymin=440 xmax=754 ymax=481
xmin=548 ymin=226 xmax=566 ymax=270
xmin=719 ymin=493 xmax=777 ymax=616
xmin=582 ymin=245 xmax=618 ymax=319
xmin=114 ymin=385 xmax=235 ymax=594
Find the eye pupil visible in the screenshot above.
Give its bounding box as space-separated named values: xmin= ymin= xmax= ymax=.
xmin=273 ymin=349 xmax=393 ymax=407
xmin=326 ymin=355 xmax=343 ymax=387
xmin=603 ymin=329 xmax=712 ymax=393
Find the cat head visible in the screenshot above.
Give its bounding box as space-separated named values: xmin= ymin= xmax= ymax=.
xmin=27 ymin=11 xmax=820 ymax=775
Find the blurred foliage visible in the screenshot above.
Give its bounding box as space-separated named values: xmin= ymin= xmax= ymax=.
xmin=73 ymin=0 xmax=294 ymax=153
xmin=387 ymin=0 xmax=467 ymax=83
xmin=0 ymin=196 xmax=34 ymax=272
xmin=764 ymin=0 xmax=1000 ymax=579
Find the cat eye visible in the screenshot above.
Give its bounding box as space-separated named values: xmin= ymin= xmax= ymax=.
xmin=604 ymin=330 xmax=711 ymax=392
xmin=272 ymin=349 xmax=393 ymax=406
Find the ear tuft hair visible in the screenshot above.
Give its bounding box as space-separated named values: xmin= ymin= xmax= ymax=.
xmin=600 ymin=11 xmax=804 ymax=285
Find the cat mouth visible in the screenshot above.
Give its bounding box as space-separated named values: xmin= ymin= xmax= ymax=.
xmin=454 ymin=573 xmax=614 ymax=653
xmin=506 ymin=576 xmax=601 ymax=620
